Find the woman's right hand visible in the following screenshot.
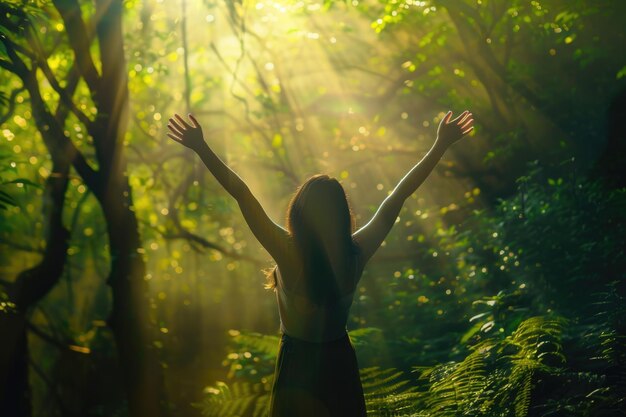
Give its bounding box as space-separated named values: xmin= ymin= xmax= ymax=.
xmin=167 ymin=113 xmax=206 ymax=151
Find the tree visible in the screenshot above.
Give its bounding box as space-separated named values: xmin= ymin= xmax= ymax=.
xmin=0 ymin=142 xmax=69 ymax=416
xmin=0 ymin=1 xmax=168 ymax=415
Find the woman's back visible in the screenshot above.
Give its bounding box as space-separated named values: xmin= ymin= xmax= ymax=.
xmin=274 ymin=251 xmax=361 ymax=342
xmin=270 ymin=252 xmax=367 ymax=417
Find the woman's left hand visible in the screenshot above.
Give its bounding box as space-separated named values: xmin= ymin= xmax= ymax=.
xmin=434 ymin=110 xmax=474 ymax=149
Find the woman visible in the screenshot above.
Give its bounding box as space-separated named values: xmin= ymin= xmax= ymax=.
xmin=167 ymin=110 xmax=474 ymax=416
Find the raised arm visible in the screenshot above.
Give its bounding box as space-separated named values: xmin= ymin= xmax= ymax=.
xmin=353 ymin=110 xmax=474 ymax=265
xmin=167 ymin=114 xmax=288 ymax=260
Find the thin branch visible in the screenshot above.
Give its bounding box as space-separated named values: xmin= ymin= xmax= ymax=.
xmin=52 ymin=0 xmax=101 ymax=92
xmin=210 ymin=44 xmax=300 ymax=185
xmin=1 ymin=35 xmax=101 ymax=194
xmin=140 ymin=219 xmax=265 ymax=267
xmin=162 ymin=229 xmax=266 ymax=267
xmin=39 ymin=62 xmax=92 ymax=127
xmin=441 ymin=0 xmax=547 ymax=118
xmin=0 ymin=35 xmax=29 ymax=75
xmin=28 ymin=78 xmax=100 ymax=193
xmin=250 ymin=159 xmax=302 ymax=185
xmin=165 ymin=168 xmax=268 ymax=267
xmin=0 ymin=58 xmax=16 ymax=72
xmin=0 ymin=87 xmax=26 ymax=125
xmin=26 ymin=322 xmax=68 ymax=351
xmin=0 ymin=238 xmax=43 ymax=254
xmin=25 ymin=27 xmax=93 ymax=127
xmin=8 ymin=41 xmax=38 ymax=62
xmin=29 ymin=358 xmax=72 ymax=416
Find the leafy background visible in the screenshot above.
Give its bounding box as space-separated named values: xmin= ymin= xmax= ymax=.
xmin=1 ymin=0 xmax=625 ymax=416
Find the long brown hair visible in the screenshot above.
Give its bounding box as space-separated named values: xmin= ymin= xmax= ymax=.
xmin=267 ymin=175 xmax=359 ymax=303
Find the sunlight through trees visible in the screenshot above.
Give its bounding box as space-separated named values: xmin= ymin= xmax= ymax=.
xmin=1 ymin=0 xmax=625 ymax=415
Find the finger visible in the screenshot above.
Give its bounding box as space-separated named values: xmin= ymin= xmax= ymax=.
xmin=174 ymin=114 xmax=192 ymax=129
xmin=462 ymin=126 xmax=474 ymax=135
xmin=443 ymin=111 xmax=453 ymax=124
xmin=169 ymin=117 xmax=186 ymax=132
xmin=188 ymin=114 xmax=199 ymax=128
xmin=460 ymin=113 xmax=472 ymax=125
xmin=460 ymin=118 xmax=474 ymax=130
xmin=457 ymin=112 xmax=472 ymax=125
xmin=168 ymin=123 xmax=184 ymax=136
xmin=451 ymin=110 xmax=469 ymax=124
xmin=167 ymin=133 xmax=183 ymax=142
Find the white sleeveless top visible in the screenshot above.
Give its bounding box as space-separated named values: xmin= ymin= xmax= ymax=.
xmin=274 ymin=263 xmax=358 ymax=342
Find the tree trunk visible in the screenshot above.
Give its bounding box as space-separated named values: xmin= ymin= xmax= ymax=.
xmin=593 ymin=87 xmax=626 ymax=188
xmin=0 ymin=314 xmax=30 ymax=417
xmin=92 ymin=0 xmax=170 ymax=413
xmin=102 ymin=179 xmax=169 ymax=417
xmin=0 ymin=160 xmax=70 ymax=417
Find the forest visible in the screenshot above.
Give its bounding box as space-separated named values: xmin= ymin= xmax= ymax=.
xmin=1 ymin=0 xmax=625 ymax=416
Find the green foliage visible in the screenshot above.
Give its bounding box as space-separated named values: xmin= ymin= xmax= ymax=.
xmin=0 ymin=186 xmax=18 ymax=210
xmin=482 ymin=161 xmax=626 ymax=313
xmin=194 ymin=331 xmax=274 ymax=417
xmin=410 ymin=316 xmax=565 ymax=417
xmin=223 ymin=331 xmax=280 ymax=380
xmin=0 ymin=154 xmax=20 ymax=210
xmin=361 ymin=366 xmax=420 ymax=416
xmin=363 ymin=166 xmax=625 ymax=416
xmin=194 ymin=381 xmax=270 ymax=417
xmin=0 ymin=288 xmax=17 ymax=314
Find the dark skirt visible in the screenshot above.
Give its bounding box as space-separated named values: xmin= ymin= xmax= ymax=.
xmin=269 ymin=332 xmax=367 ymax=417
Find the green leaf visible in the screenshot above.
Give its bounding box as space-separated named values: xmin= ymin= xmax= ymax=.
xmin=460 ymin=320 xmax=484 ymax=344
xmin=3 ymin=178 xmax=42 ymax=189
xmin=0 ymin=190 xmax=17 ymax=207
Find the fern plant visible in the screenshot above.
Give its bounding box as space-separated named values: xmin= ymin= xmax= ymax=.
xmin=405 ymin=316 xmax=566 ymax=417
xmin=361 ymin=366 xmax=421 ymax=416
xmin=194 ymin=381 xmax=270 ymax=417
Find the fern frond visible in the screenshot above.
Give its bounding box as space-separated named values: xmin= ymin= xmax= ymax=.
xmin=193 ymin=381 xmax=270 ymax=417
xmin=361 ymin=367 xmax=421 ymax=417
xmin=230 ymin=332 xmax=280 ymax=358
